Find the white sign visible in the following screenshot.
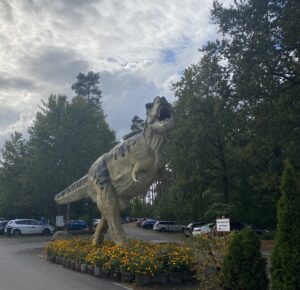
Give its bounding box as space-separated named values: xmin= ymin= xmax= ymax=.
xmin=216 ymin=218 xmax=230 ymax=232
xmin=56 ymin=215 xmax=64 ymax=227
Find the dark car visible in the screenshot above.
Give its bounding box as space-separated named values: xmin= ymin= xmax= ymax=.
xmin=230 ymin=221 xmax=269 ymax=235
xmin=251 ymin=225 xmax=269 ymax=235
xmin=0 ymin=220 xmax=8 ymax=234
xmin=230 ymin=221 xmax=247 ymax=231
xmin=141 ymin=219 xmax=157 ymax=229
xmin=65 ymin=220 xmax=88 ymax=231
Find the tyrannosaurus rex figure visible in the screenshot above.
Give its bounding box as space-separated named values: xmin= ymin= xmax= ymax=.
xmin=55 ymin=96 xmax=173 ymax=246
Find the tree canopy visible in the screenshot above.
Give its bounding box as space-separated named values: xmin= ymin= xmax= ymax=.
xmin=1 ymin=1 xmax=299 ymax=229
xmin=0 ymin=72 xmax=115 ymax=220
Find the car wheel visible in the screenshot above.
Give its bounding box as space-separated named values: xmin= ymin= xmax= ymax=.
xmin=13 ymin=229 xmax=21 ymax=236
xmin=43 ymin=229 xmax=51 ymax=236
xmin=159 ymin=228 xmax=167 ymax=232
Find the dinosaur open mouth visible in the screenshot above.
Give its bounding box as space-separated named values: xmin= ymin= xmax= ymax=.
xmin=158 ymin=107 xmax=171 ymax=122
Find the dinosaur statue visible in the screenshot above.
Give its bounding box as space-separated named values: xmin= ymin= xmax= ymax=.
xmin=55 ymin=96 xmax=173 ymax=246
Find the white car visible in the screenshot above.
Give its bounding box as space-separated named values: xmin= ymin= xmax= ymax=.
xmin=153 ymin=221 xmax=184 ymax=232
xmin=192 ymin=223 xmax=215 ymax=236
xmin=5 ymin=219 xmax=55 ymax=236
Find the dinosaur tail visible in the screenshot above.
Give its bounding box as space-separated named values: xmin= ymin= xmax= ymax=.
xmin=54 ymin=175 xmax=88 ymax=205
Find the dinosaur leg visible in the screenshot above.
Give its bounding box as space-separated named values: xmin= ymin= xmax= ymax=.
xmin=92 ymin=217 xmax=108 ymax=246
xmin=95 ymin=184 xmax=127 ymax=247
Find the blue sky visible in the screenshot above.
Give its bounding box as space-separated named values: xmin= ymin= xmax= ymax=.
xmin=0 ymin=0 xmax=232 ymax=153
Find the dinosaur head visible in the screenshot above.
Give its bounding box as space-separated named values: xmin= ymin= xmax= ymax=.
xmin=145 ymin=96 xmax=173 ymax=133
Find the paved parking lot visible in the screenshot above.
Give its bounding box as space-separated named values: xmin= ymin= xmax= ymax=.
xmin=0 ymin=223 xmax=188 ymax=290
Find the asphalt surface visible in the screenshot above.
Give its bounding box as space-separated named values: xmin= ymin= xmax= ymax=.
xmin=0 ymin=236 xmax=123 ymax=290
xmin=0 ymin=223 xmax=186 ymax=290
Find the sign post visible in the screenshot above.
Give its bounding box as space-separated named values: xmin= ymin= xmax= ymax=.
xmin=56 ymin=215 xmax=64 ymax=228
xmin=216 ymin=218 xmax=230 ymax=232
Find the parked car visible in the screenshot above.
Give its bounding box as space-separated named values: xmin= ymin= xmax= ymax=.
xmin=218 ymin=221 xmax=267 ymax=234
xmin=0 ymin=220 xmax=9 ymax=234
xmin=192 ymin=220 xmax=268 ymax=236
xmin=192 ymin=223 xmax=215 ymax=236
xmin=251 ymin=225 xmax=269 ymax=235
xmin=153 ymin=221 xmax=184 ymax=232
xmin=141 ymin=219 xmax=157 ymax=229
xmin=65 ymin=220 xmax=88 ymax=231
xmin=5 ymin=219 xmax=55 ymax=236
xmin=136 ymin=218 xmax=146 ymax=227
xmin=184 ymin=221 xmax=207 ymax=237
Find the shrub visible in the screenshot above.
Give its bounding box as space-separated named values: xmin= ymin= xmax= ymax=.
xmin=190 ymin=234 xmax=229 ymax=290
xmin=222 ymin=227 xmax=269 ymax=290
xmin=260 ymin=230 xmax=275 ymax=240
xmin=271 ymin=161 xmax=300 ymax=289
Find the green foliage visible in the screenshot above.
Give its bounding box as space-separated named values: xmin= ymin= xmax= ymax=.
xmin=223 ymin=227 xmax=269 ymax=290
xmin=0 ymin=72 xmax=116 ymax=220
xmin=190 ymin=235 xmax=228 ymax=290
xmin=271 ymin=161 xmax=300 ymax=289
xmin=123 ymin=115 xmax=144 ymax=140
xmin=152 ymin=0 xmax=300 ymax=229
xmin=0 ymin=132 xmax=30 ymax=217
xmin=128 ymin=197 xmax=154 ymax=218
xmin=71 ymin=71 xmax=103 ymax=111
xmin=260 ymin=230 xmax=275 ymax=241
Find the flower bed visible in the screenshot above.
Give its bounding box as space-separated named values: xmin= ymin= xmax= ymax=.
xmin=45 ymin=238 xmax=196 ymax=284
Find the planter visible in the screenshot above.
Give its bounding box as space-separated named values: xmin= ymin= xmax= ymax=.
xmin=182 ymin=270 xmax=194 ymax=282
xmin=47 ymin=254 xmax=55 ymax=263
xmin=135 ymin=273 xmax=152 ymax=285
xmin=75 ymin=262 xmax=81 ymax=271
xmin=69 ymin=260 xmax=75 ymax=270
xmin=121 ymin=272 xmax=134 ymax=283
xmin=80 ymin=263 xmax=87 ymax=273
xmin=64 ymin=259 xmax=70 ymax=268
xmin=98 ymin=269 xmax=110 ymax=279
xmin=110 ymin=271 xmax=121 ymax=282
xmin=168 ymin=271 xmax=183 ymax=283
xmin=87 ymin=264 xmax=94 ymax=275
xmin=152 ymin=272 xmax=168 ymax=284
xmin=94 ymin=266 xmax=101 ymax=277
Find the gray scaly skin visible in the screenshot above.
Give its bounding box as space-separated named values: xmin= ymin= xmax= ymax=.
xmin=55 ymin=96 xmax=174 ymax=246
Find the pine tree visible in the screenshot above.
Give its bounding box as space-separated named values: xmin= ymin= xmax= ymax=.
xmin=71 ymin=71 xmax=102 ymax=111
xmin=271 ymin=160 xmax=300 ymax=289
xmin=223 ymin=226 xmax=269 ymax=290
xmin=123 ymin=115 xmax=144 ymax=140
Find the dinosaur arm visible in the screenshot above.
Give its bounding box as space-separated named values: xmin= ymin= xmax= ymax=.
xmin=132 ymin=163 xmax=140 ymax=183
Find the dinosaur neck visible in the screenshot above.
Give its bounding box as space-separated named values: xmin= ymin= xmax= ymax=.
xmin=143 ymin=126 xmax=164 ymax=153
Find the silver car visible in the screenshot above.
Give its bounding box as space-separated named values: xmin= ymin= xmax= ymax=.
xmin=153 ymin=221 xmax=184 ymax=232
xmin=5 ymin=219 xmax=55 ymax=236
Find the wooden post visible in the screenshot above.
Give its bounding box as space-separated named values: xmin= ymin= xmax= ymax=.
xmin=66 ymin=203 xmax=70 ymax=223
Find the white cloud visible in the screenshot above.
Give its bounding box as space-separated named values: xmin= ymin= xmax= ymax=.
xmin=0 ymin=0 xmax=233 ymax=155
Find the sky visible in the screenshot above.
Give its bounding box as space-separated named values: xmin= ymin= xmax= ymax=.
xmin=0 ymin=0 xmax=232 ymax=155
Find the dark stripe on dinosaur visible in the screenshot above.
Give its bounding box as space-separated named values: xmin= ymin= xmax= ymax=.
xmin=95 ymin=157 xmax=111 ymax=186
